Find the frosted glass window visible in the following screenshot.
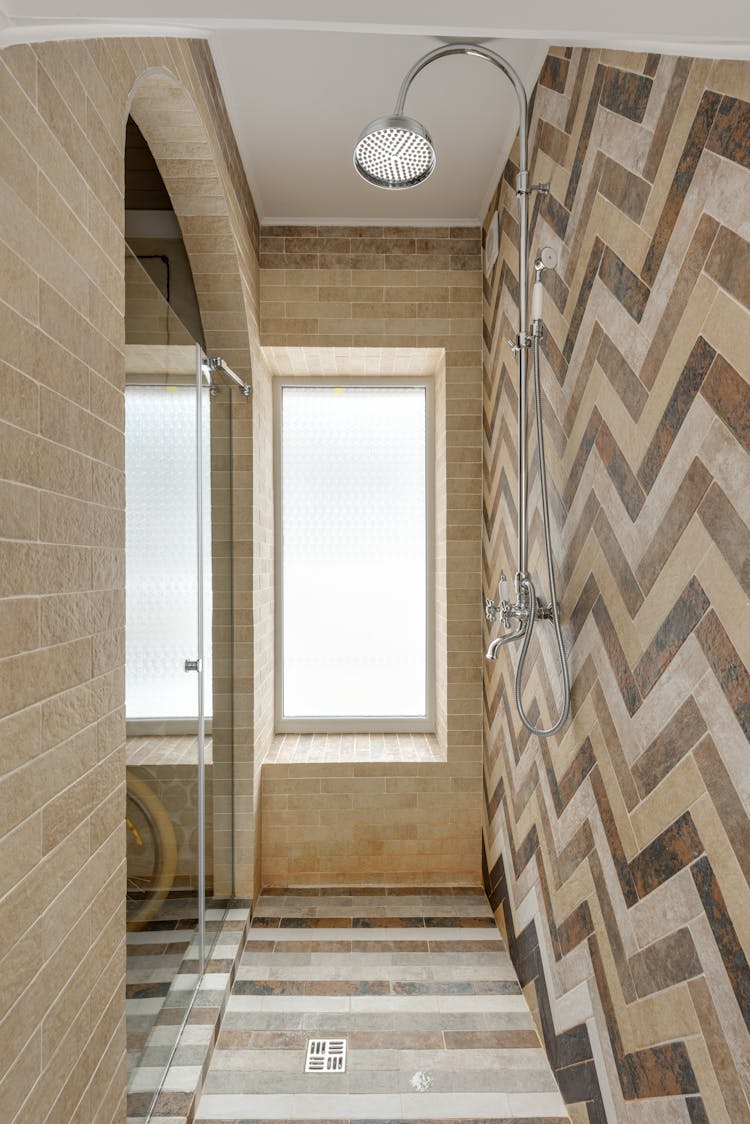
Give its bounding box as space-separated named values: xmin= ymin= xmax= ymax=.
xmin=280 ymin=385 xmax=428 ymax=719
xmin=125 ymin=386 xmax=212 ymax=719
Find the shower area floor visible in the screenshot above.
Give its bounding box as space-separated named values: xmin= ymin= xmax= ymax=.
xmin=195 ymin=888 xmax=568 ymax=1121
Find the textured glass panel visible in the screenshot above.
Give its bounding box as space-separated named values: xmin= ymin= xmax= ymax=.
xmin=126 ymin=385 xmax=212 ymax=718
xmin=282 ymin=386 xmax=426 ymax=717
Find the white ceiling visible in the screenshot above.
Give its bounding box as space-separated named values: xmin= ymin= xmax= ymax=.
xmin=3 ymin=1 xmax=749 ymax=224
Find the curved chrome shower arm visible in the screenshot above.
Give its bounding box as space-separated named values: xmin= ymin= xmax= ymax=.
xmin=392 ymin=43 xmax=529 ymax=174
xmin=392 ymin=41 xmax=532 ymax=579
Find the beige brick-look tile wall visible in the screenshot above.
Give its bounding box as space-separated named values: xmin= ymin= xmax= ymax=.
xmin=483 ymin=47 xmax=750 ymax=1122
xmin=258 ymin=226 xmax=485 ymax=886
xmin=0 ymin=35 xmax=265 ymax=1122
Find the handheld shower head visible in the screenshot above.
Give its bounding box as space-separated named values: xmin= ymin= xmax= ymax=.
xmin=534 ymin=246 xmax=557 ymax=280
xmin=353 ymin=114 xmax=435 ymax=189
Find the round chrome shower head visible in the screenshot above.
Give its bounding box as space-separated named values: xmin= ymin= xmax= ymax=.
xmin=353 ymin=115 xmax=435 ymax=189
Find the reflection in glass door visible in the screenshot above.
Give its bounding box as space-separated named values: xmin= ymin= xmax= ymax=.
xmin=123 ymin=247 xmax=241 ymax=1122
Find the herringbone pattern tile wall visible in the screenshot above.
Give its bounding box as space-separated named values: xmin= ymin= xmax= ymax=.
xmin=482 ymin=47 xmax=750 ymax=1123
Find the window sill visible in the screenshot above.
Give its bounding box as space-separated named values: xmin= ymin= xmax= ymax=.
xmin=266 ymin=732 xmax=443 ymax=765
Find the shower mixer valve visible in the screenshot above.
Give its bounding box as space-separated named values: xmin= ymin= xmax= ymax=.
xmin=485 ymin=571 xmax=554 ymax=632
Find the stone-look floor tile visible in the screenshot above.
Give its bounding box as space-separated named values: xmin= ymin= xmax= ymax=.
xmin=196 ymin=888 xmax=567 ymax=1121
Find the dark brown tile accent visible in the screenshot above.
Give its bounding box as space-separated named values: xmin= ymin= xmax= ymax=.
xmin=688 ymin=975 xmax=750 ymax=1124
xmin=598 ymin=246 xmax=650 ymax=322
xmin=565 ymin=64 xmax=606 ymax=210
xmin=638 ymin=336 xmax=717 ymax=491
xmin=592 ymin=595 xmax=641 ymax=716
xmin=634 ymin=576 xmax=710 ymax=697
xmin=596 ymin=419 xmax=646 ymax=521
xmin=691 ymin=855 xmax=750 ymax=1030
xmin=599 ymin=155 xmax=651 ymax=224
xmin=696 ymin=609 xmax=750 ymax=741
xmin=233 ymin=979 xmax=390 ymax=996
xmin=540 ymin=53 xmax=570 ymax=92
xmin=641 ymin=89 xmax=722 ymax=285
xmin=701 ymin=350 xmax=750 ymax=455
xmin=600 ymin=66 xmax=653 ymax=122
xmin=632 ymin=696 xmax=708 ymax=798
xmin=705 ymin=222 xmax=750 ymax=311
xmin=698 ymin=481 xmax=750 ymax=598
xmin=630 ymin=811 xmax=704 ymax=899
xmin=706 ymin=93 xmax=750 ymax=170
xmin=636 ymin=457 xmax=713 ymax=594
xmin=644 ymin=54 xmax=661 ymax=78
xmin=563 ymin=237 xmax=604 ymax=362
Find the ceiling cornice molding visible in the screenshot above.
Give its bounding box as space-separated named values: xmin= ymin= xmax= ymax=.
xmin=0 ymin=15 xmax=748 ymax=57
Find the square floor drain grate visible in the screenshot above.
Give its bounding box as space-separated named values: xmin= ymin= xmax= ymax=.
xmin=305 ymin=1038 xmax=347 ymax=1073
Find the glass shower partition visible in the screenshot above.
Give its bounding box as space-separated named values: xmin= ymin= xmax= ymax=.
xmin=124 ymin=247 xmax=234 ymax=1121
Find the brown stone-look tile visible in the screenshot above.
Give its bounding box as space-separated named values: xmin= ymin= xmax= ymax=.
xmin=350 ymin=916 xmax=424 ymax=928
xmin=540 ymin=53 xmax=569 ymax=92
xmin=421 ymin=916 xmax=495 ymax=927
xmin=597 ymin=331 xmax=647 ymax=422
xmin=444 ymin=1029 xmax=540 ymax=1049
xmin=705 ymin=222 xmax=750 ymax=311
xmin=590 ymin=767 xmax=639 ymax=908
xmin=630 ymin=810 xmax=704 ymax=898
xmin=630 ymin=926 xmax=702 ymax=998
xmin=588 ymin=933 xmax=699 ymax=1098
xmin=126 ymin=981 xmax=171 ymax=999
xmin=644 ymin=53 xmax=661 ymax=77
xmin=538 ymin=119 xmax=569 ymax=165
xmin=596 ymin=419 xmax=646 ymax=521
xmin=696 ymin=609 xmax=750 ymax=741
xmin=640 ymin=212 xmax=719 ymax=390
xmin=126 ymin=1092 xmax=154 ymax=1116
xmin=233 ymin=979 xmax=390 ymax=996
xmin=632 ymin=695 xmax=707 ymax=798
xmin=563 ymin=406 xmax=602 ymax=510
xmin=565 ymin=63 xmax=606 ymax=210
xmin=593 ymin=508 xmax=643 ymax=617
xmin=152 ymin=1091 xmax=194 ymax=1116
xmin=278 ymin=916 xmax=352 ymax=928
xmin=250 ymin=916 xmax=280 ymax=927
xmin=694 ymin=733 xmax=750 ymax=884
xmin=691 ymin=855 xmax=750 ymax=1030
xmin=638 ymin=334 xmax=717 ymax=491
xmin=698 ymin=481 xmax=750 ymax=598
xmin=644 ymin=56 xmax=693 ymax=181
xmin=592 ymin=595 xmax=641 ymax=716
xmin=541 ymin=192 xmax=570 ymax=243
xmin=563 ymin=237 xmax=604 ymax=362
xmin=427 ymin=939 xmax=503 ymax=952
xmin=347 ymin=1031 xmax=445 ymax=1050
xmin=557 ymin=899 xmax=595 ymax=957
xmin=569 ymin=572 xmax=599 ymax=643
xmin=636 ymin=457 xmax=713 ymax=594
xmin=598 ymin=246 xmax=650 ymax=323
xmin=634 ymin=576 xmax=710 ymax=698
xmin=701 ymin=350 xmax=750 ymax=456
xmin=392 ymin=980 xmax=520 ymax=995
xmin=641 ymin=89 xmax=722 ymax=286
xmin=600 ymin=66 xmax=653 ymax=122
xmin=706 ymin=93 xmax=750 ymax=170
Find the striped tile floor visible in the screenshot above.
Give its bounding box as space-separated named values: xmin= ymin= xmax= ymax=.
xmin=195 ymin=888 xmax=569 ymax=1122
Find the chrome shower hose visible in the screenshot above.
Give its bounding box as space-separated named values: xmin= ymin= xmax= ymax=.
xmin=514 ymin=333 xmax=571 ymax=737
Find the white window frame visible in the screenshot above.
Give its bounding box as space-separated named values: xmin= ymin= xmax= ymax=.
xmin=274 ymin=375 xmax=436 ymax=733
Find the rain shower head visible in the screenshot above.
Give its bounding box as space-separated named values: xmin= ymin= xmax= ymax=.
xmin=353 ymin=114 xmax=435 ymax=189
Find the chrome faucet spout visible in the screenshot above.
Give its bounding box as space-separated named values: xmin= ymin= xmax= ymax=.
xmin=486 ymin=622 xmax=525 ymax=660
